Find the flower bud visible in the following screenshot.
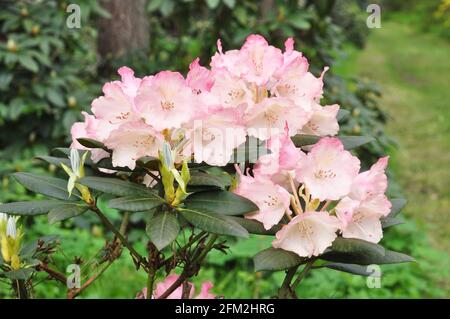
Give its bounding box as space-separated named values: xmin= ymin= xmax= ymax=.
xmin=6 ymin=39 xmax=17 ymax=53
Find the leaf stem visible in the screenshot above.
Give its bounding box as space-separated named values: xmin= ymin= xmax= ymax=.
xmin=292 ymin=260 xmax=315 ymax=290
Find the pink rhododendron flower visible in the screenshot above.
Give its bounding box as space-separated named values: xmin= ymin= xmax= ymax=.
xmin=70 ymin=111 xmax=111 ymax=162
xmin=336 ymin=195 xmax=391 ymax=243
xmin=211 ymin=35 xmax=283 ymax=86
xmin=271 ymin=38 xmax=309 ymax=83
xmin=137 ymin=275 xmax=216 ymax=299
xmin=272 ymin=211 xmax=341 ymax=257
xmin=235 ymin=34 xmax=284 ymax=85
xmin=209 ymin=69 xmax=253 ymax=110
xmin=195 ymin=281 xmax=216 ymax=299
xmin=186 ymin=58 xmax=214 ymax=94
xmin=300 ymin=103 xmax=340 ymax=136
xmin=188 ymin=108 xmax=247 ymax=166
xmin=253 ymin=125 xmax=306 ymax=187
xmin=245 ymin=97 xmax=311 ymax=140
xmin=104 ymin=121 xmax=163 ymax=169
xmin=272 ymin=65 xmax=328 ymax=99
xmin=91 ymin=67 xmax=141 ymax=125
xmin=135 ymin=71 xmax=197 ymax=131
xmin=349 ymin=156 xmax=389 ymax=201
xmin=295 ymin=137 xmax=360 ymax=201
xmin=234 ymin=167 xmax=291 ymax=230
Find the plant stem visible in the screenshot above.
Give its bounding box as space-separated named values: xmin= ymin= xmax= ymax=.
xmin=146 ymin=269 xmax=155 ymax=299
xmin=278 ymin=266 xmax=299 ymax=299
xmin=92 ymin=205 xmax=148 ymax=271
xmin=193 ymin=234 xmax=218 ymax=264
xmin=292 ymin=260 xmax=315 ymax=290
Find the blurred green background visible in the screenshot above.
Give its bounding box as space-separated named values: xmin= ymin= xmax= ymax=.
xmin=0 ymin=0 xmax=448 ymax=298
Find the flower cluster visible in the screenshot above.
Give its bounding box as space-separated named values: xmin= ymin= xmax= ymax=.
xmin=71 ymin=34 xmax=391 ymax=259
xmin=235 ymin=135 xmax=391 ymax=257
xmin=71 ymin=35 xmax=339 ymax=169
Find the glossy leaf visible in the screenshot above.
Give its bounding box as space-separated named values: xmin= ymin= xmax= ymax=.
xmin=0 ymin=200 xmax=66 ymax=216
xmin=184 ymin=190 xmax=258 ymax=216
xmin=108 ymin=196 xmax=163 ymax=212
xmin=321 ymin=237 xmax=414 ymax=265
xmin=146 ymin=211 xmax=180 ymax=250
xmin=79 ymin=177 xmax=160 ymax=197
xmin=48 ymin=203 xmax=89 ymax=224
xmin=178 ymin=208 xmax=248 ymax=238
xmin=13 ymin=172 xmax=80 ymax=200
xmin=253 ymin=247 xmax=304 ymax=271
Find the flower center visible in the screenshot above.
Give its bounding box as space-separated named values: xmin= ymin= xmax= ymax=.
xmin=133 ymin=135 xmax=156 ymax=148
xmin=160 ymin=100 xmax=175 ymax=110
xmin=263 ymin=194 xmax=279 ymax=207
xmin=314 ymin=169 xmax=336 ymax=179
xmin=264 ymin=110 xmax=279 ymax=126
xmin=298 ymin=221 xmax=314 ymax=236
xmin=226 ymin=89 xmax=245 ymax=104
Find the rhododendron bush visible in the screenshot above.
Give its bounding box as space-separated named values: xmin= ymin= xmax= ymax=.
xmin=0 ymin=35 xmax=412 ymax=299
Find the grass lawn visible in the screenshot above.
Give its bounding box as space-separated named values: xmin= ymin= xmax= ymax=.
xmin=335 ymin=19 xmax=450 ymax=290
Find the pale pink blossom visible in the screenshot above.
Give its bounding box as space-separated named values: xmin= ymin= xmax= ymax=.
xmin=186 ymin=58 xmax=214 ymax=94
xmin=135 ymin=71 xmax=196 ymax=131
xmin=272 ymin=38 xmax=309 ymax=81
xmin=300 ymin=103 xmax=340 ymax=136
xmin=245 ymin=97 xmax=311 ymax=140
xmin=272 ymin=211 xmax=341 ymax=257
xmin=272 ymin=66 xmax=329 ymax=105
xmin=336 ymin=195 xmax=391 ymax=243
xmin=91 ymin=67 xmax=141 ymax=125
xmin=234 ymin=167 xmax=291 ymax=230
xmin=189 ymin=108 xmax=246 ymax=166
xmin=195 ymin=282 xmax=216 ymax=299
xmin=295 ymin=137 xmax=360 ymax=201
xmin=153 ymin=275 xmax=194 ymax=299
xmin=70 ymin=111 xmax=111 ymax=162
xmin=104 ymin=121 xmax=163 ymax=169
xmin=236 ymin=34 xmax=284 ymax=85
xmin=211 ymin=35 xmax=283 ymax=86
xmin=253 ymin=126 xmax=306 ymax=188
xmin=350 ymin=157 xmax=389 ymax=201
xmin=209 ymin=68 xmax=253 ymax=110
xmin=137 ymin=275 xmax=216 ymax=299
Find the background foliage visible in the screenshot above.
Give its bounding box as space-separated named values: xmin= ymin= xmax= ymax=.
xmin=0 ymin=0 xmax=448 ymax=298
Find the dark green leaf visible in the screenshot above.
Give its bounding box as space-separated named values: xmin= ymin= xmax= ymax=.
xmin=48 ymin=203 xmax=89 ymax=224
xmin=291 ymin=134 xmax=375 ymax=150
xmin=337 ymin=109 xmax=350 ymax=122
xmin=76 ymin=138 xmax=109 ymax=151
xmin=184 ymin=191 xmax=258 ymax=216
xmin=388 ymin=198 xmax=407 ymax=217
xmin=321 ymin=237 xmax=414 ymax=265
xmin=227 ymin=216 xmax=281 ymax=235
xmin=108 ymin=196 xmax=163 ymax=212
xmin=188 ymin=172 xmax=227 ymax=189
xmin=2 ymin=268 xmax=34 ymax=280
xmin=178 ymin=208 xmax=248 ymax=238
xmin=35 ymin=155 xmax=70 ymax=167
xmin=324 ymin=263 xmax=380 ymax=277
xmin=338 ymin=136 xmax=375 ymax=150
xmin=0 ymin=200 xmax=66 ymax=216
xmin=13 ymin=172 xmax=80 ymax=200
xmin=381 ymin=217 xmax=404 ymax=228
xmin=254 ymin=247 xmax=304 ymax=271
xmin=146 ymin=211 xmax=180 ymax=250
xmin=18 ymin=55 xmax=38 ymax=72
xmin=79 ymin=177 xmax=160 ymax=197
